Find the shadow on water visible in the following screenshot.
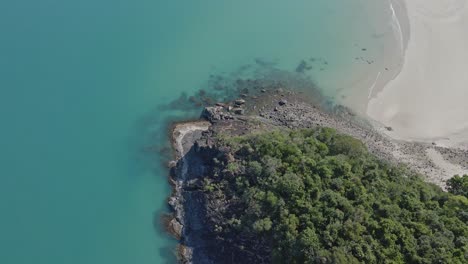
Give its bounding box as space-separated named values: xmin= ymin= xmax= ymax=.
xmin=128 ymin=58 xmax=328 ymax=262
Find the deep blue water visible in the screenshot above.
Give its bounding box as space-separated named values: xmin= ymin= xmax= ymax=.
xmin=0 ymin=1 xmax=393 ymax=263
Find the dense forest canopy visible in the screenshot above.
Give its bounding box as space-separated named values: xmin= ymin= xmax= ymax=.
xmin=447 ymin=174 xmax=468 ymax=198
xmin=203 ymin=128 xmax=468 ymax=263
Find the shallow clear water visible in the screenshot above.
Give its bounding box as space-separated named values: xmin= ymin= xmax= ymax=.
xmin=0 ymin=1 xmax=395 ymax=263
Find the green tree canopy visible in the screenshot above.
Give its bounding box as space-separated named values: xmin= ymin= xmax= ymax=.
xmin=447 ymin=174 xmax=468 ymax=198
xmin=204 ymin=128 xmax=468 ymax=263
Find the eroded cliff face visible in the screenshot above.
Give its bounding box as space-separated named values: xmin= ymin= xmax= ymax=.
xmin=168 ymin=117 xmax=272 ymax=263
xmin=167 ymin=122 xmax=211 ymax=263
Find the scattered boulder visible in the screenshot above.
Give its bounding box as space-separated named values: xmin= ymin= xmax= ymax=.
xmin=168 ymin=218 xmax=183 ymax=240
xmin=385 ymin=126 xmax=393 ymax=131
xmin=279 ymin=99 xmax=288 ymax=106
xmin=202 ymin=97 xmax=214 ymax=105
xmin=202 ymin=106 xmax=233 ymax=121
xmin=177 ymin=244 xmax=192 ymax=264
xmin=202 ymin=106 xmax=223 ymax=121
xmin=235 ymin=99 xmax=246 ymax=106
xmin=167 ymin=160 xmax=177 ymax=168
xmin=233 ymin=108 xmax=245 ymax=115
xmin=188 ymin=96 xmax=198 ymax=104
xmin=214 ymin=84 xmax=224 ymax=91
xmin=261 ymin=89 xmax=267 ymax=93
xmin=296 ymin=60 xmax=313 ymax=73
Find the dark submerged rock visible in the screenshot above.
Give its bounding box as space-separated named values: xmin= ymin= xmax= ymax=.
xmin=295 ymin=59 xmax=313 ymax=73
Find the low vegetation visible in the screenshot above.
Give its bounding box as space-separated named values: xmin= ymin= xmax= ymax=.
xmin=203 ymin=128 xmax=468 ymax=263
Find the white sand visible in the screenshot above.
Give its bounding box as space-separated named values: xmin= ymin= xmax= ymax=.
xmin=426 ymin=148 xmax=468 ymax=181
xmin=367 ymin=0 xmax=468 ymax=143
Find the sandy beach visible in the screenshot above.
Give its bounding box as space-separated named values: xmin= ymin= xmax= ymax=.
xmin=367 ymin=0 xmax=468 ymax=146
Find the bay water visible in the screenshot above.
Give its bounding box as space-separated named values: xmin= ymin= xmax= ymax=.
xmin=0 ymin=1 xmax=398 ymax=263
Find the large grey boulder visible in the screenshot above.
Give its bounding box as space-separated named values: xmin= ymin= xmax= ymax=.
xmin=234 ymin=99 xmax=246 ymax=106
xmin=168 ymin=218 xmax=183 ymax=240
xmin=279 ymin=99 xmax=288 ymax=106
xmin=233 ymin=108 xmax=245 ymax=115
xmin=201 ymin=106 xmax=233 ymax=121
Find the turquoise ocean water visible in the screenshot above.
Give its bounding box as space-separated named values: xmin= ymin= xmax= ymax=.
xmin=0 ymin=1 xmax=395 ymax=263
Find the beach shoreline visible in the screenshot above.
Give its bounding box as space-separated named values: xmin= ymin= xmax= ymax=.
xmin=367 ymin=0 xmax=468 ymax=145
xmin=330 ymin=0 xmax=410 ymax=116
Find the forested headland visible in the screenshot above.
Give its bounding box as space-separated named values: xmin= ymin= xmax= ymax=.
xmin=201 ymin=128 xmax=468 ymax=263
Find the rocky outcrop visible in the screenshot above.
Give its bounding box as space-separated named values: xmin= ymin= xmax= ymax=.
xmin=167 ymin=218 xmax=183 ymax=240
xmin=169 ymin=119 xmax=271 ymax=263
xmin=167 ymin=122 xmax=211 ymax=263
xmin=232 ymin=108 xmax=244 ymax=115
xmin=201 ymin=106 xmax=233 ymax=122
xmin=234 ymin=99 xmax=245 ymax=106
